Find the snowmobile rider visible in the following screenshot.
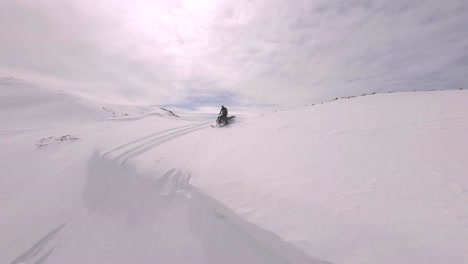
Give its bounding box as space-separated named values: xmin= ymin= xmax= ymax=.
xmin=219 ymin=105 xmax=228 ymax=123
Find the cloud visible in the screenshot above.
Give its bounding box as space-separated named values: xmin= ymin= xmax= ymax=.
xmin=1 ymin=0 xmax=467 ymax=107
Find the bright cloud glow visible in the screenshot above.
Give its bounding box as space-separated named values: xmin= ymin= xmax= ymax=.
xmin=1 ymin=0 xmax=467 ymax=107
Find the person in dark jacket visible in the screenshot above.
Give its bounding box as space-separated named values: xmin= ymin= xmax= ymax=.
xmin=219 ymin=105 xmax=228 ymax=124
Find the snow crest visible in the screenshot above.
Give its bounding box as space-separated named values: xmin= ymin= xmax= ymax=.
xmin=81 ymin=153 xmax=329 ymax=264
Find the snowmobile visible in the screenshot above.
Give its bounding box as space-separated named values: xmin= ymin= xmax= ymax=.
xmin=212 ymin=115 xmax=236 ymax=127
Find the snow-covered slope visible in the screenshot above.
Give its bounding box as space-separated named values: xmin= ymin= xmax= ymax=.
xmin=1 ymin=89 xmax=467 ymax=264
xmin=0 ymin=78 xmax=110 ymax=128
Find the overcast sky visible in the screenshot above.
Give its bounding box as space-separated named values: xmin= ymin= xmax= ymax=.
xmin=1 ymin=0 xmax=467 ymax=107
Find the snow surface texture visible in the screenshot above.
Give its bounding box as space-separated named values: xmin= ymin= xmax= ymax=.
xmin=0 ymin=78 xmax=109 ymax=128
xmin=1 ymin=83 xmax=467 ymax=264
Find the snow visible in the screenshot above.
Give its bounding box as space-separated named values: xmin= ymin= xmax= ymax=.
xmin=1 ymin=82 xmax=467 ymax=264
xmin=0 ymin=77 xmax=110 ymax=129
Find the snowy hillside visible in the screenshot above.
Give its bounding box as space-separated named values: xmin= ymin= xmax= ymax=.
xmin=0 ymin=78 xmax=110 ymax=128
xmin=1 ymin=88 xmax=467 ymax=264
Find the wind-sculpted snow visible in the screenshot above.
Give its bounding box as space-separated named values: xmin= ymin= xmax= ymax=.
xmin=80 ymin=153 xmax=329 ymax=264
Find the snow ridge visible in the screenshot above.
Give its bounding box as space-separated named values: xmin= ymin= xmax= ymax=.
xmin=82 ymin=152 xmax=330 ymax=264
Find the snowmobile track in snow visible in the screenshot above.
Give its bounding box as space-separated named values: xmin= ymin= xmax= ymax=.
xmin=10 ymin=224 xmax=66 ymax=264
xmin=103 ymin=122 xmax=210 ymax=164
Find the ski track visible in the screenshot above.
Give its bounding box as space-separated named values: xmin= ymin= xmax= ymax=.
xmin=103 ymin=122 xmax=209 ymax=164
